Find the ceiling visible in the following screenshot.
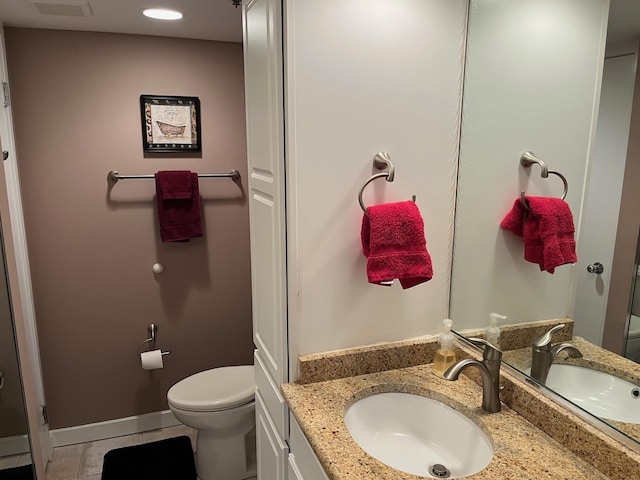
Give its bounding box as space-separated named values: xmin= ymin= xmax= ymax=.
xmin=0 ymin=0 xmax=637 ymax=46
xmin=0 ymin=0 xmax=242 ymax=43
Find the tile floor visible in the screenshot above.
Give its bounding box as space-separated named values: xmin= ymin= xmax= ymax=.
xmin=0 ymin=451 xmax=32 ymax=470
xmin=45 ymin=425 xmax=198 ymax=480
xmin=1 ymin=424 xmax=257 ymax=480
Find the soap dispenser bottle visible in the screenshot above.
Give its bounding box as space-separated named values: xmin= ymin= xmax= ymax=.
xmin=432 ymin=318 xmax=457 ymax=377
xmin=486 ymin=312 xmax=507 ymax=349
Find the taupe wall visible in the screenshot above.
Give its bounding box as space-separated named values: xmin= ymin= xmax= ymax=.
xmin=5 ymin=28 xmax=252 ymax=429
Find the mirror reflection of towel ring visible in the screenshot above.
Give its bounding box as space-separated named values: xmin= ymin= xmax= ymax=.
xmin=519 ymin=151 xmax=569 ymax=210
xmin=548 ymin=170 xmax=568 ymax=199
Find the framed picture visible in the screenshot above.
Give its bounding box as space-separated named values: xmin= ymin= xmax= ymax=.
xmin=140 ymin=95 xmax=201 ymax=153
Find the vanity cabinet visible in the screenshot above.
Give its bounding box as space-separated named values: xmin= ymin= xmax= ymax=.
xmin=243 ymin=0 xmax=290 ymax=477
xmin=288 ymin=414 xmax=330 ymax=480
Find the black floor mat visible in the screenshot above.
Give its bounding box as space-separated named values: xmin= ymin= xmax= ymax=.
xmin=0 ymin=465 xmax=34 ymax=480
xmin=101 ymin=435 xmax=196 ymax=480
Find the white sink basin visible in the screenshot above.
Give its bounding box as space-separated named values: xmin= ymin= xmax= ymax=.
xmin=344 ymin=392 xmax=493 ymax=478
xmin=527 ymin=364 xmax=640 ymax=424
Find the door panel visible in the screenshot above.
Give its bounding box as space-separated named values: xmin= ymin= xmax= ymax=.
xmin=254 ymin=350 xmax=288 ymax=440
xmin=256 ymin=390 xmax=287 ymax=480
xmin=243 ymin=0 xmax=288 ymax=386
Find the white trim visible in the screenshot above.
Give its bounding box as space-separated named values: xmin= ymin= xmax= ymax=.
xmin=0 ymin=434 xmax=30 ymax=457
xmin=50 ymin=410 xmax=180 ymax=447
xmin=0 ymin=27 xmax=51 ymax=464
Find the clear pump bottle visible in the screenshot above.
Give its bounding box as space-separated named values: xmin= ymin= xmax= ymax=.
xmin=486 ymin=312 xmax=507 ymax=349
xmin=432 ymin=318 xmax=457 ymax=377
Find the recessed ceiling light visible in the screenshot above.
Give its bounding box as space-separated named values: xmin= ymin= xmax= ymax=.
xmin=142 ymin=8 xmax=183 ymax=20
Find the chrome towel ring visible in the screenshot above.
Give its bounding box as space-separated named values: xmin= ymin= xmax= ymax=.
xmin=520 ymin=151 xmax=568 ymax=209
xmin=358 ymin=152 xmax=395 ymax=214
xmin=360 ymin=151 xmax=413 ymax=214
xmin=358 ymin=152 xmax=417 ymax=213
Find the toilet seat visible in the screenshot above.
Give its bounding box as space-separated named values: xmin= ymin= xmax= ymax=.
xmin=168 ymin=365 xmax=255 ymax=412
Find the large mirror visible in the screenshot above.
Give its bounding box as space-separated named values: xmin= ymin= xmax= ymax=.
xmin=0 ymin=219 xmax=34 ymax=477
xmin=451 ymin=0 xmax=640 ymax=447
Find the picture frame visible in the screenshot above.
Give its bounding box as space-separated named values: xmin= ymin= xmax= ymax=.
xmin=140 ymin=95 xmax=201 ymax=153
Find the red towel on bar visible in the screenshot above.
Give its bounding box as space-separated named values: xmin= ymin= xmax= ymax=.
xmin=500 ymin=196 xmax=577 ymax=273
xmin=155 ymin=171 xmax=203 ymax=242
xmin=361 ymin=201 xmax=433 ymax=289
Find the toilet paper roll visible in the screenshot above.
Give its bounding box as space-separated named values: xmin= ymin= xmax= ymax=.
xmin=140 ymin=350 xmax=164 ymax=370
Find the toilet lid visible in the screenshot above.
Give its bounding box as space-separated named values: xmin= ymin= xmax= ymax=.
xmin=168 ymin=365 xmax=255 ymax=412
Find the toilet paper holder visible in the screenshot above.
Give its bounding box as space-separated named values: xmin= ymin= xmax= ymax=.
xmin=137 ymin=323 xmax=172 ymax=358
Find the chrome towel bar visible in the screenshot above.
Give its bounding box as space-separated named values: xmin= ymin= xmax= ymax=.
xmin=108 ymin=169 xmax=240 ymax=184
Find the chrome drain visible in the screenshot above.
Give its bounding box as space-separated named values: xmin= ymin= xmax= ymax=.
xmin=429 ymin=463 xmax=451 ymax=478
xmin=632 ymin=387 xmax=640 ymax=399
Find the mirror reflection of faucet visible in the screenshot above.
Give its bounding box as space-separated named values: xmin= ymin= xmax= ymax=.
xmin=443 ymin=338 xmax=502 ymax=413
xmin=530 ymin=324 xmax=583 ymax=384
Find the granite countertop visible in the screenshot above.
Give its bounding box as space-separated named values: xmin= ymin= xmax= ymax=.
xmin=282 ymin=362 xmax=610 ymax=480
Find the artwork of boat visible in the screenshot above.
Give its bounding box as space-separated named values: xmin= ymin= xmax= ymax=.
xmin=156 ymin=120 xmax=186 ymax=137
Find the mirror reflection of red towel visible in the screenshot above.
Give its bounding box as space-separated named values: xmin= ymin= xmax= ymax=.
xmin=361 ymin=201 xmax=433 ymax=289
xmin=500 ymin=196 xmax=577 ymax=273
xmin=155 ymin=171 xmax=203 ymax=242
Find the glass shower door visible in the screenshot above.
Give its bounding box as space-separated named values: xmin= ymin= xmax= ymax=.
xmin=0 ymin=219 xmax=33 ymax=478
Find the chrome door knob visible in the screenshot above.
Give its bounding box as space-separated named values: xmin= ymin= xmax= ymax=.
xmin=586 ymin=262 xmax=604 ymax=274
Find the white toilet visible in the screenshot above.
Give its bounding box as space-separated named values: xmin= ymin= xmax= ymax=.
xmin=625 ymin=315 xmax=640 ymax=363
xmin=168 ymin=365 xmax=256 ymax=480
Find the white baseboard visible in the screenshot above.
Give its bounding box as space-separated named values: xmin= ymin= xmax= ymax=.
xmin=50 ymin=410 xmax=181 ymax=447
xmin=0 ymin=433 xmax=30 ymax=456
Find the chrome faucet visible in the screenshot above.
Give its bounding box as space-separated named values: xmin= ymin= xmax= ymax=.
xmin=530 ymin=324 xmax=583 ymax=384
xmin=443 ymin=338 xmax=502 ymax=413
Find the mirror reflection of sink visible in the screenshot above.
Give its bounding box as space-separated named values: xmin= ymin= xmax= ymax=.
xmin=526 ymin=364 xmax=640 ymax=424
xmin=344 ymin=392 xmax=493 ymax=478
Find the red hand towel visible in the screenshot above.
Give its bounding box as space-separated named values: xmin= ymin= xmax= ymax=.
xmin=500 ymin=196 xmax=577 ymax=273
xmin=499 ymin=198 xmax=526 ymax=237
xmin=361 ymin=201 xmax=433 ymax=289
xmin=155 ymin=171 xmax=203 ymax=242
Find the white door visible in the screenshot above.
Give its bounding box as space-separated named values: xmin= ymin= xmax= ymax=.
xmin=243 ymin=0 xmax=288 ymax=386
xmin=573 ymin=54 xmax=637 ymax=345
